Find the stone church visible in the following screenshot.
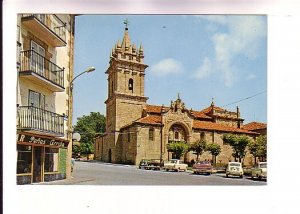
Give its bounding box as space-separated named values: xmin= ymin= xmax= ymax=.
xmin=94 ymin=25 xmax=263 ymax=166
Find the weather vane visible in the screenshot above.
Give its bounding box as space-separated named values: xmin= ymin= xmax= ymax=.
xmin=124 ymin=19 xmax=130 ymax=28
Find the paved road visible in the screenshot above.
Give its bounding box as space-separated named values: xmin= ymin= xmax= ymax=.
xmin=43 ymin=161 xmax=266 ymax=185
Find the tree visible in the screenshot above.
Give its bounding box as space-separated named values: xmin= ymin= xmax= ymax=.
xmin=189 ymin=140 xmax=207 ymax=161
xmin=73 ymin=112 xmax=106 ymax=155
xmin=206 ymin=143 xmax=221 ymax=166
xmin=166 ymin=141 xmax=189 ymax=159
xmin=248 ymin=135 xmax=267 ymax=165
xmin=223 ymin=134 xmax=251 ymax=163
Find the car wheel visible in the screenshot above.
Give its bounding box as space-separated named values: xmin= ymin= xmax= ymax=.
xmin=226 ymin=174 xmax=228 ymax=178
xmin=240 ymin=175 xmax=243 ymax=178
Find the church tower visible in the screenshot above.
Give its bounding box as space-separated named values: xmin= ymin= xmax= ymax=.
xmin=105 ymin=20 xmax=148 ymax=133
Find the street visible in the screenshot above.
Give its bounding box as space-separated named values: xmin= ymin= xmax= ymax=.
xmin=42 ymin=161 xmax=266 ymax=185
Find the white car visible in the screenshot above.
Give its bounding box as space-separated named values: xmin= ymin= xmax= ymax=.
xmin=163 ymin=159 xmax=188 ymax=172
xmin=226 ymin=162 xmax=244 ymax=178
xmin=251 ymin=162 xmax=267 ymax=180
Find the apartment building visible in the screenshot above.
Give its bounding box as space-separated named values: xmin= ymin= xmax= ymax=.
xmin=16 ymin=14 xmax=75 ymax=184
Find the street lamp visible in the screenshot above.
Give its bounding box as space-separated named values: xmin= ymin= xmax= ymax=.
xmin=66 ymin=66 xmax=95 ymax=178
xmin=70 ymin=66 xmax=95 ymax=91
xmin=68 ymin=66 xmax=95 ymax=133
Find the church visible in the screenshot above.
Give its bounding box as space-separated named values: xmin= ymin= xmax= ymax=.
xmin=94 ymin=24 xmax=264 ymax=166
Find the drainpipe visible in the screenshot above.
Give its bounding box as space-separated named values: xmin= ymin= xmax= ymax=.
xmin=160 ymin=125 xmax=163 ymax=166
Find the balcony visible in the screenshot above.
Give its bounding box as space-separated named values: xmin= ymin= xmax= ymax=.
xmin=21 ymin=14 xmax=66 ymax=47
xmin=19 ymin=50 xmax=65 ymax=92
xmin=17 ymin=106 xmax=65 ymax=137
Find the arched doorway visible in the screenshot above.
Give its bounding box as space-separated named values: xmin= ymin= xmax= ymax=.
xmin=167 ymin=123 xmax=189 ymax=161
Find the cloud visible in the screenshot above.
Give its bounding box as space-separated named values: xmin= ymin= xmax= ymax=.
xmin=149 ymin=58 xmax=184 ymax=76
xmin=193 ymin=15 xmax=266 ymax=87
xmin=193 ymin=57 xmax=213 ymax=79
xmin=246 ymin=74 xmax=257 ymax=80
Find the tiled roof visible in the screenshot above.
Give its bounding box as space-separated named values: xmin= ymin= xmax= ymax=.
xmin=193 ymin=120 xmax=258 ymax=134
xmin=135 ymin=115 xmax=162 ymax=125
xmin=145 ymin=105 xmax=168 ymax=114
xmin=242 ymin=122 xmax=267 ymax=131
xmin=200 ymin=105 xmax=233 ymax=114
xmin=190 ymin=110 xmax=212 ymax=119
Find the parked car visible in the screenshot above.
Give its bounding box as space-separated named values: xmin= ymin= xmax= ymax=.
xmin=145 ymin=159 xmax=162 ymax=170
xmin=251 ymin=162 xmax=267 ymax=180
xmin=139 ymin=159 xmax=151 ymax=169
xmin=163 ymin=159 xmax=188 ymax=172
xmin=192 ymin=161 xmax=213 ymax=175
xmin=226 ymin=162 xmax=244 ymax=178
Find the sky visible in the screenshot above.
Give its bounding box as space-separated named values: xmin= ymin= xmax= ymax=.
xmin=73 ymin=15 xmax=267 ymax=125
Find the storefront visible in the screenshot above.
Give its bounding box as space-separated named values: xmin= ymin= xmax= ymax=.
xmin=16 ymin=132 xmax=69 ymax=185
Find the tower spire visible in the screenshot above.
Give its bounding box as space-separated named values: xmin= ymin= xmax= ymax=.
xmin=121 ymin=19 xmax=131 ymax=50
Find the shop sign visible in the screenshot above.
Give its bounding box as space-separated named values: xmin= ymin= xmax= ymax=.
xmin=17 ymin=133 xmax=68 ymax=148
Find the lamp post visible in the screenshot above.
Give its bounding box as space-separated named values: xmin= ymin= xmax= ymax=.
xmin=67 ymin=66 xmax=95 ymax=179
xmin=70 ymin=66 xmax=95 ymax=91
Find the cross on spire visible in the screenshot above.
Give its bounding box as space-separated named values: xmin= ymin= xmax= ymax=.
xmin=124 ymin=19 xmax=130 ymax=29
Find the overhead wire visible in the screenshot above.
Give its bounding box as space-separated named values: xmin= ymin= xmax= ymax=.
xmin=221 ymin=91 xmax=267 ymax=107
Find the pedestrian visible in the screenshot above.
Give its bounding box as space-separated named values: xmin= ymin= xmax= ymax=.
xmin=191 ymin=159 xmax=195 ymax=166
xmin=71 ymin=157 xmax=75 ymax=178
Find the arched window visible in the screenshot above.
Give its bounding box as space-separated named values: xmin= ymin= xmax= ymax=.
xmin=128 ymin=78 xmax=133 ymax=92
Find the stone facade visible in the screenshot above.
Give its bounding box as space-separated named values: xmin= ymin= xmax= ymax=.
xmin=95 ymin=25 xmax=265 ymax=167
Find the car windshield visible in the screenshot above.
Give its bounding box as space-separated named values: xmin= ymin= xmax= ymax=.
xmin=170 ymin=160 xmax=177 ymax=163
xmin=198 ymin=161 xmax=210 ymax=165
xmin=229 ymin=163 xmax=241 ymax=167
xmin=259 ymin=163 xmax=267 ymax=168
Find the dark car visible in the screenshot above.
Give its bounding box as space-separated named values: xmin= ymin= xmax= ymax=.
xmin=139 ymin=159 xmax=151 ymax=169
xmin=146 ymin=159 xmax=162 ymax=170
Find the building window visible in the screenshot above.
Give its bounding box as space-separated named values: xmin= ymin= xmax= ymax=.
xmin=28 ymin=90 xmax=45 ymax=109
xmin=127 ymin=132 xmax=130 ymax=143
xmin=128 ymin=78 xmax=133 ymax=92
xmin=31 ymin=40 xmax=45 ymax=75
xmin=44 ymin=147 xmax=59 ymax=172
xmin=175 ymin=131 xmax=179 ymax=140
xmin=17 ymin=145 xmax=32 ymax=174
xmin=200 ymin=132 xmax=205 ymax=140
xmin=149 ymin=128 xmax=154 ymax=141
xmin=111 ymin=81 xmax=114 ymax=94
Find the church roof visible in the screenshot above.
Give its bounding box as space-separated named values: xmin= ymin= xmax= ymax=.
xmin=190 ymin=110 xmax=212 ymax=119
xmin=145 ymin=105 xmax=166 ymax=114
xmin=242 ymin=122 xmax=267 ymax=131
xmin=200 ymin=105 xmax=234 ymax=114
xmin=193 ymin=121 xmax=259 ymax=135
xmin=134 ymin=115 xmax=162 ymax=125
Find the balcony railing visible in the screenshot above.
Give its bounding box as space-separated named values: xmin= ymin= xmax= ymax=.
xmin=20 ymin=50 xmax=64 ymax=88
xmin=21 ymin=14 xmax=66 ymax=43
xmin=17 ymin=106 xmax=64 ymax=136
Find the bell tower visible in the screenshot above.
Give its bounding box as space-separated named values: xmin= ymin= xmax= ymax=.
xmin=105 ymin=20 xmax=148 ymax=133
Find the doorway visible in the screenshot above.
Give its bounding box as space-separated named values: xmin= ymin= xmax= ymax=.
xmin=108 ymin=149 xmax=112 ymax=163
xmin=33 ymin=146 xmax=43 ymax=183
